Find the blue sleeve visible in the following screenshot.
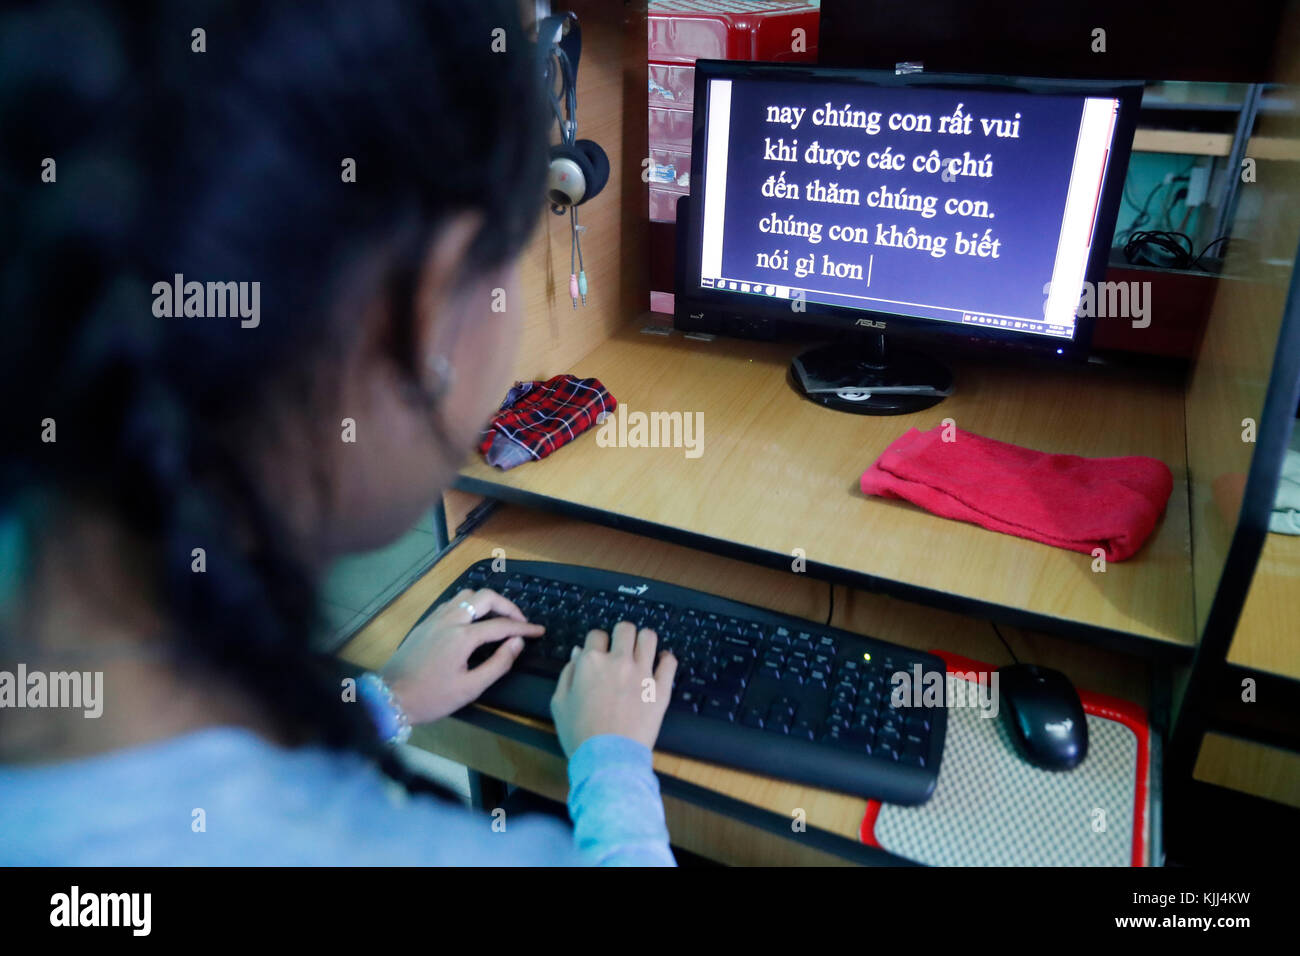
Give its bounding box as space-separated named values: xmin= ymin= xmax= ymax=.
xmin=566 ymin=734 xmax=676 ymax=866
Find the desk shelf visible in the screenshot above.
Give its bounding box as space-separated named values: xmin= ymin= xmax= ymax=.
xmin=340 ymin=496 xmax=1159 ymax=865
xmin=459 ymin=319 xmax=1195 ymax=657
xmin=1230 ymin=531 xmax=1300 ymax=682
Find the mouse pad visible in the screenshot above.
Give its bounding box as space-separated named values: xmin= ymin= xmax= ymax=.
xmin=861 ymin=651 xmax=1150 ymax=866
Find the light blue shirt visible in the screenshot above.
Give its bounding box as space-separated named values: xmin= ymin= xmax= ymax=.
xmin=0 ymin=728 xmax=676 ymax=866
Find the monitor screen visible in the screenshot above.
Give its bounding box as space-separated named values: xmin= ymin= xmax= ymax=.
xmin=683 ymin=63 xmax=1141 ymax=354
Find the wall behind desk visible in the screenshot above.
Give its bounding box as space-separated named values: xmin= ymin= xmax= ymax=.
xmin=512 ymin=1 xmax=649 ymax=382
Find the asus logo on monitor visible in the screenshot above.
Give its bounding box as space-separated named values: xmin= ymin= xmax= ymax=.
xmin=855 ymin=319 xmax=887 ymax=329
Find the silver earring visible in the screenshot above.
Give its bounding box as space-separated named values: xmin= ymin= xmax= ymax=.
xmin=426 ymin=354 xmax=456 ymax=399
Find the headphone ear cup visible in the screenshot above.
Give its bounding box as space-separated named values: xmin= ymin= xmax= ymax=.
xmin=548 ymin=143 xmax=594 ymax=207
xmin=573 ymin=139 xmax=609 ymax=204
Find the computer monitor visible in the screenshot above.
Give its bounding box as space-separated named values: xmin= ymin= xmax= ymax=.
xmin=675 ymin=61 xmax=1142 ymax=414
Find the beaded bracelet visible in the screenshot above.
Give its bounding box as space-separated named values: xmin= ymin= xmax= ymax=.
xmin=358 ymin=672 xmax=412 ymax=745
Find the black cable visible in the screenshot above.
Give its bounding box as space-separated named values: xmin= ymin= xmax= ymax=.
xmin=1123 ymin=230 xmax=1235 ymax=273
xmin=991 ymin=621 xmax=1019 ymax=665
xmin=1192 ymin=235 xmax=1232 ymax=269
xmin=825 ymin=582 xmax=834 ymax=626
xmin=1123 ymin=229 xmax=1196 ymax=269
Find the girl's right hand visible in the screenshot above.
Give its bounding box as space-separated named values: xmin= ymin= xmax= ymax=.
xmin=550 ymin=621 xmax=678 ymax=756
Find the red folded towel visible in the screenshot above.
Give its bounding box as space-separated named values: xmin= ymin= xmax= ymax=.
xmin=859 ymin=426 xmax=1173 ymax=561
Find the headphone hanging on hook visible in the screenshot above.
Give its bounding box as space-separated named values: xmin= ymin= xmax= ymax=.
xmin=538 ymin=11 xmax=607 ymax=307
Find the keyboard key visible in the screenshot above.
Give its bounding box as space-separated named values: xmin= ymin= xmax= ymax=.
xmin=671 ymin=691 xmax=702 ymax=714
xmin=791 ymin=718 xmax=817 ymax=740
xmin=823 ymin=727 xmax=870 ymax=754
xmin=899 ymin=735 xmax=928 ymax=765
xmin=825 ymin=713 xmax=850 ymax=732
xmin=707 ymin=681 xmax=744 ymax=706
xmin=719 ymin=652 xmax=753 ymax=677
xmin=721 ymin=635 xmax=757 ymax=656
xmin=694 ymin=660 xmax=721 ymax=683
xmin=741 ymin=707 xmax=765 ymax=729
xmin=682 ymin=675 xmax=710 ymax=696
xmin=768 ymin=697 xmax=797 ymax=718
xmin=702 ymin=697 xmax=737 ymax=721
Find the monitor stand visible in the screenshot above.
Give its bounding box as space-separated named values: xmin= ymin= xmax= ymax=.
xmin=790 ymin=334 xmax=953 ymax=415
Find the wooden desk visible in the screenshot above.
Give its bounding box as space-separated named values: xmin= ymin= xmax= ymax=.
xmin=1187 ymin=532 xmax=1300 ymax=811
xmin=1229 ymin=531 xmax=1300 ymax=681
xmin=458 ymin=319 xmax=1195 ymax=654
xmin=341 ymin=497 xmax=1152 ymax=866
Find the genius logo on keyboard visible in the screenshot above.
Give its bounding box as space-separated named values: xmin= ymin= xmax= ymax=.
xmin=617 ymin=584 xmax=650 ymax=596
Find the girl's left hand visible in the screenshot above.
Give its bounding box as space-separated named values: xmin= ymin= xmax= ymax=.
xmin=380 ymin=588 xmax=544 ymax=725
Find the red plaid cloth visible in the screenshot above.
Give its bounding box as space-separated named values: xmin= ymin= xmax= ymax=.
xmin=478 ymin=375 xmax=615 ymax=467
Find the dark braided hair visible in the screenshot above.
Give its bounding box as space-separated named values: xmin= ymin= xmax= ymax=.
xmin=0 ymin=0 xmax=548 ymax=769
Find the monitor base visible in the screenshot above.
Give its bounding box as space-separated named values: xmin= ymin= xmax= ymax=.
xmin=790 ymin=338 xmax=953 ymax=415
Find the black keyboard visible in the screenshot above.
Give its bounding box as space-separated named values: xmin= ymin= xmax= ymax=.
xmin=414 ymin=559 xmax=947 ymax=805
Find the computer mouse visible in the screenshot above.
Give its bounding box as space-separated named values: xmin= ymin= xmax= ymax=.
xmin=997 ymin=663 xmax=1088 ymax=770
